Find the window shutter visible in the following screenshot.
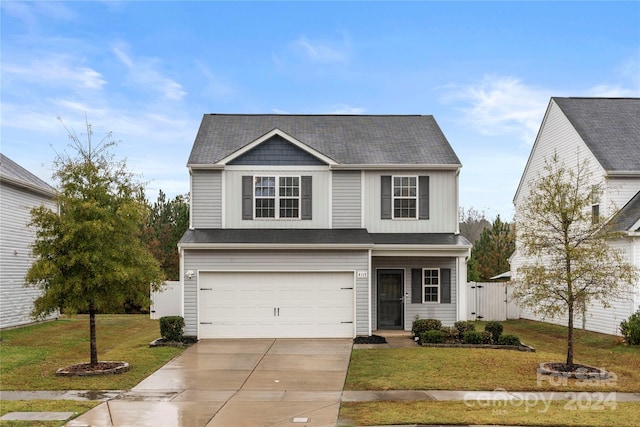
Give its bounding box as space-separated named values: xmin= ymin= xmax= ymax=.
xmin=381 ymin=175 xmax=392 ymax=219
xmin=301 ymin=176 xmax=312 ymax=220
xmin=242 ymin=176 xmax=253 ymax=220
xmin=419 ymin=175 xmax=430 ymax=219
xmin=440 ymin=268 xmax=451 ymax=304
xmin=411 ymin=268 xmax=422 ymax=304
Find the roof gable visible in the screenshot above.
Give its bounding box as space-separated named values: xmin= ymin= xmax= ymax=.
xmin=188 ymin=114 xmax=461 ymax=167
xmin=0 ymin=153 xmax=55 ymax=197
xmin=225 ymin=130 xmax=332 ymax=166
xmin=553 ymin=97 xmax=640 ymax=173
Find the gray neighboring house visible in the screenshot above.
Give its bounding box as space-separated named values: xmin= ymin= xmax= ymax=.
xmin=511 ymin=97 xmax=640 ymax=335
xmin=0 ymin=154 xmax=57 ymax=329
xmin=179 ymin=114 xmax=472 ymax=339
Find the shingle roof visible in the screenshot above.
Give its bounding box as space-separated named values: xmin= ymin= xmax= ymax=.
xmin=180 ymin=228 xmax=373 ymax=245
xmin=608 ymin=190 xmax=640 ymax=232
xmin=187 ymin=114 xmax=461 ymax=166
xmin=369 ymin=233 xmax=472 ymax=246
xmin=0 ymin=153 xmax=55 ymax=196
xmin=179 ymin=229 xmax=471 ymax=248
xmin=553 ymin=98 xmax=640 ymax=173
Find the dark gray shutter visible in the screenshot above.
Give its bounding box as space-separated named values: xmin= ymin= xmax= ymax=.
xmin=242 ymin=176 xmax=253 ymax=220
xmin=381 ymin=175 xmax=392 ymax=219
xmin=301 ymin=176 xmax=312 ymax=220
xmin=419 ymin=175 xmax=430 ymax=219
xmin=440 ymin=268 xmax=451 ymax=304
xmin=411 ymin=268 xmax=422 ymax=304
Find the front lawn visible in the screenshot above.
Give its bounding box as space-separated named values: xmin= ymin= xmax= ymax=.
xmin=0 ymin=400 xmax=100 ymax=427
xmin=0 ymin=314 xmax=185 ymax=390
xmin=342 ymin=319 xmax=640 ymax=426
xmin=345 ymin=319 xmax=640 ymax=392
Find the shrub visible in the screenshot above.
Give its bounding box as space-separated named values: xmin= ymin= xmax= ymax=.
xmin=160 ymin=316 xmax=185 ymax=342
xmin=412 ymin=319 xmax=442 ymax=337
xmin=454 ymin=320 xmax=475 ymax=340
xmin=485 ymin=321 xmax=503 ymax=343
xmin=463 ymin=331 xmax=483 ymax=344
xmin=421 ymin=330 xmax=446 ymax=344
xmin=498 ymin=334 xmax=521 ymax=346
xmin=441 ymin=326 xmax=459 ymax=343
xmin=620 ymin=310 xmax=640 ymax=345
xmin=481 ymin=331 xmax=493 ymax=344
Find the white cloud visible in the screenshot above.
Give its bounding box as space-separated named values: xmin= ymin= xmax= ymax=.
xmin=3 ymin=54 xmax=106 ymax=90
xmin=586 ymin=84 xmax=640 ymax=98
xmin=112 ymin=45 xmax=187 ymax=101
xmin=442 ymin=75 xmax=551 ymax=144
xmin=324 ymin=104 xmax=366 ymax=114
xmin=293 ymin=35 xmax=350 ymax=64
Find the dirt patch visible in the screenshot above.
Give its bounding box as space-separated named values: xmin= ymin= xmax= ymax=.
xmin=56 ymin=361 xmax=129 ymax=377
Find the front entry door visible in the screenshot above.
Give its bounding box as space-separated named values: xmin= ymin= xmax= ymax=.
xmin=377 ymin=269 xmax=404 ymax=329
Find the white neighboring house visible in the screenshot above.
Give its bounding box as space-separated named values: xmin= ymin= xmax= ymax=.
xmin=511 ymin=97 xmax=640 ymax=336
xmin=0 ymin=154 xmax=57 ymax=329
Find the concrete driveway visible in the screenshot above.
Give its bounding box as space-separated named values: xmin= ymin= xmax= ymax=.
xmin=67 ymin=338 xmax=353 ymax=427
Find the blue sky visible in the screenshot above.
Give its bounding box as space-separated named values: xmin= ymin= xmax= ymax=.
xmin=2 ymin=1 xmax=639 ymax=220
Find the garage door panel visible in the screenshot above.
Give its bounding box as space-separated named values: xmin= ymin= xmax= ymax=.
xmin=198 ymin=272 xmax=354 ymax=338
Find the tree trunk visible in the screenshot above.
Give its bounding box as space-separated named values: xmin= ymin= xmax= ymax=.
xmin=89 ymin=302 xmax=98 ymax=367
xmin=567 ymin=301 xmax=574 ymax=369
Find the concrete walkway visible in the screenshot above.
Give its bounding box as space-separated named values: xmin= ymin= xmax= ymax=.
xmin=65 ymin=338 xmax=353 ymax=427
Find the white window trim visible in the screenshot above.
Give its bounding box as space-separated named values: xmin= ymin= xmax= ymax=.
xmin=392 ymin=175 xmax=419 ymax=220
xmin=422 ymin=268 xmax=440 ymax=304
xmin=253 ymin=175 xmax=301 ymax=220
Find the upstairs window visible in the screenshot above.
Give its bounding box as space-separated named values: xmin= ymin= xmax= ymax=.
xmin=393 ymin=176 xmax=417 ymax=218
xmin=254 ymin=176 xmax=300 ymax=219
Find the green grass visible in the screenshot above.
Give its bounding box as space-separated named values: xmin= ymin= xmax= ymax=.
xmin=342 ymin=319 xmax=640 ymax=425
xmin=339 ymin=401 xmax=640 ymax=427
xmin=345 ymin=319 xmax=640 ymax=392
xmin=0 ymin=314 xmax=185 ymax=390
xmin=0 ymin=400 xmax=100 ymax=427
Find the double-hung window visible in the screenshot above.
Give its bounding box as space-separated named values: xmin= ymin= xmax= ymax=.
xmin=423 ymin=268 xmax=439 ymax=303
xmin=393 ymin=176 xmax=417 ymax=218
xmin=254 ymin=176 xmax=300 ymax=219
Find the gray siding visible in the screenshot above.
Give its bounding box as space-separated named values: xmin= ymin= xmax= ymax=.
xmin=191 ymin=170 xmax=222 ymax=228
xmin=372 ymin=257 xmax=458 ymax=330
xmin=183 ymin=249 xmax=370 ymax=336
xmin=364 ymin=170 xmax=458 ymax=233
xmin=332 ymin=171 xmax=361 ymax=228
xmin=0 ymin=182 xmax=57 ymax=328
xmin=224 ymin=168 xmax=330 ymax=228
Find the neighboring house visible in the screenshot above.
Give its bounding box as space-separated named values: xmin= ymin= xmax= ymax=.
xmin=0 ymin=154 xmax=57 ymax=329
xmin=178 ymin=114 xmax=471 ymax=339
xmin=511 ymin=97 xmax=640 ymax=336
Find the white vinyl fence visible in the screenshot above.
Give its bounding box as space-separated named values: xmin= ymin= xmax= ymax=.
xmin=150 ymin=281 xmax=182 ymax=320
xmin=467 ymin=281 xmax=520 ymax=321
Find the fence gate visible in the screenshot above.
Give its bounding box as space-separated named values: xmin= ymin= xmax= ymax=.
xmin=467 ymin=282 xmax=519 ymax=321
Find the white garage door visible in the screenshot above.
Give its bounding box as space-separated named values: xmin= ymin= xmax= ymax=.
xmin=198 ymin=271 xmax=354 ymax=338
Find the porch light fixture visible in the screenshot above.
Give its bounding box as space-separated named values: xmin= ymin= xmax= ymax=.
xmin=185 ymin=270 xmax=194 ymax=279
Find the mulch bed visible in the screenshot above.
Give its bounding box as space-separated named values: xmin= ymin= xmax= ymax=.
xmin=538 ymin=362 xmax=610 ymax=379
xmin=56 ymin=361 xmax=130 ymax=376
xmin=353 ymin=335 xmax=388 ymax=344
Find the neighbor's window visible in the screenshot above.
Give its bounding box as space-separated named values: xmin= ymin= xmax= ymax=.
xmin=591 ymin=185 xmax=600 ymax=224
xmin=423 ymin=268 xmax=439 ymax=303
xmin=393 ymin=176 xmax=417 ymax=218
xmin=254 ymin=176 xmax=300 ymax=219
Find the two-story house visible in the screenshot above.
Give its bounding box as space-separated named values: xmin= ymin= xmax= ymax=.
xmin=178 ymin=115 xmax=471 ymax=339
xmin=511 ymin=97 xmax=640 ymax=336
